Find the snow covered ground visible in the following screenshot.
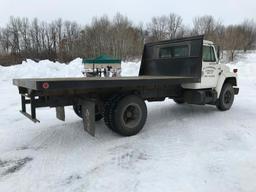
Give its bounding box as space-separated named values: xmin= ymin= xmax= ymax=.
xmin=0 ymin=54 xmax=256 ymax=192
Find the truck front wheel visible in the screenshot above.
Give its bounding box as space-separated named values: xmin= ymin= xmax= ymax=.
xmin=108 ymin=95 xmax=147 ymax=136
xmin=216 ymin=83 xmax=235 ymax=111
xmin=73 ymin=104 xmax=103 ymax=121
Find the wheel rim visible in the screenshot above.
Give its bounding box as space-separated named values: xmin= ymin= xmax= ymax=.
xmin=224 ymin=90 xmax=232 ymax=105
xmin=121 ymin=103 xmax=142 ymax=129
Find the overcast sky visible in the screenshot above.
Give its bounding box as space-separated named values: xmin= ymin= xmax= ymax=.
xmin=0 ymin=0 xmax=255 ymax=27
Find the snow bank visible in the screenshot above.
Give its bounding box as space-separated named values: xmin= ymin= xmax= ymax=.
xmin=0 ymin=58 xmax=141 ymax=82
xmin=0 ymin=58 xmax=83 ymax=81
xmin=121 ymin=61 xmax=140 ymax=76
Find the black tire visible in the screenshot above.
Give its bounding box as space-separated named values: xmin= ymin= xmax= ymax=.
xmin=216 ymin=83 xmax=235 ymax=111
xmin=103 ymin=94 xmax=124 ymax=131
xmin=73 ymin=104 xmax=103 ymax=121
xmin=173 ymin=98 xmax=185 ymax=104
xmin=109 ymin=95 xmax=147 ymax=136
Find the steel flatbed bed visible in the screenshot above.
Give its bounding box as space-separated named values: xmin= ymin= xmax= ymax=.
xmin=13 ymin=76 xmax=198 ymax=91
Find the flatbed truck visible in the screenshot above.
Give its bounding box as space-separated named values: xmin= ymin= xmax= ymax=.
xmin=13 ymin=35 xmax=239 ymax=136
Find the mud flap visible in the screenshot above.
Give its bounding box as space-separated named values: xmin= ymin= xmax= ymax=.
xmin=81 ymin=101 xmax=95 ymax=136
xmin=56 ymin=106 xmax=65 ymax=121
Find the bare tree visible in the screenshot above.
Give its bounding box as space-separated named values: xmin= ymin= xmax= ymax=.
xmin=147 ymin=16 xmax=168 ymax=41
xmin=56 ymin=18 xmax=62 ymax=48
xmin=30 ymin=18 xmax=41 ymax=57
xmin=167 ymin=13 xmax=183 ymax=39
xmin=8 ymin=16 xmax=22 ymax=54
xmin=0 ymin=28 xmax=11 ymax=54
xmin=240 ymin=19 xmax=256 ymax=52
xmin=192 ymin=15 xmax=216 ymax=38
xmin=49 ymin=22 xmax=58 ymax=61
xmin=224 ymin=25 xmax=244 ymax=61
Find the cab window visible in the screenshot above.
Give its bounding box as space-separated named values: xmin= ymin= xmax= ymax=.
xmin=159 ymin=47 xmax=172 ymax=58
xmin=203 ymin=46 xmax=216 ymax=62
xmin=159 ymin=45 xmax=189 ymax=58
xmin=173 ymin=46 xmax=189 ymax=57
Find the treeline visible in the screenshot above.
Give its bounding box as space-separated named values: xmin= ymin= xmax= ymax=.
xmin=0 ymin=14 xmax=144 ymax=66
xmin=0 ymin=13 xmax=256 ymax=65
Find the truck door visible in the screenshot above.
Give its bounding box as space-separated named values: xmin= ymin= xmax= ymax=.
xmin=201 ymin=45 xmax=219 ymax=88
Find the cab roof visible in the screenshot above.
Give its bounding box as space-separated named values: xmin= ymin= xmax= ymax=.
xmin=203 ymin=40 xmax=214 ymax=45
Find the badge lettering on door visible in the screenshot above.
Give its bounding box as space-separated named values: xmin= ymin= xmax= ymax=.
xmin=204 ymin=66 xmax=216 ymax=77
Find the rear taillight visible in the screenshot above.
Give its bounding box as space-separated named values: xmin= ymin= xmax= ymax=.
xmin=42 ymin=82 xmax=49 ymax=89
xmin=233 ymin=69 xmax=238 ymax=73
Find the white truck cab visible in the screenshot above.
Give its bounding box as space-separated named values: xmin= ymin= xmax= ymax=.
xmin=180 ymin=40 xmax=239 ymax=110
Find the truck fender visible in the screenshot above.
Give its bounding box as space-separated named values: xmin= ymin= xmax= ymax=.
xmin=216 ymin=75 xmax=237 ymax=98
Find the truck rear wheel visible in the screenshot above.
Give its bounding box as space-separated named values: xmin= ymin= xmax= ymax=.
xmin=73 ymin=104 xmax=103 ymax=121
xmin=103 ymin=94 xmax=124 ymax=131
xmin=216 ymin=83 xmax=235 ymax=111
xmin=107 ymin=95 xmax=147 ymax=136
